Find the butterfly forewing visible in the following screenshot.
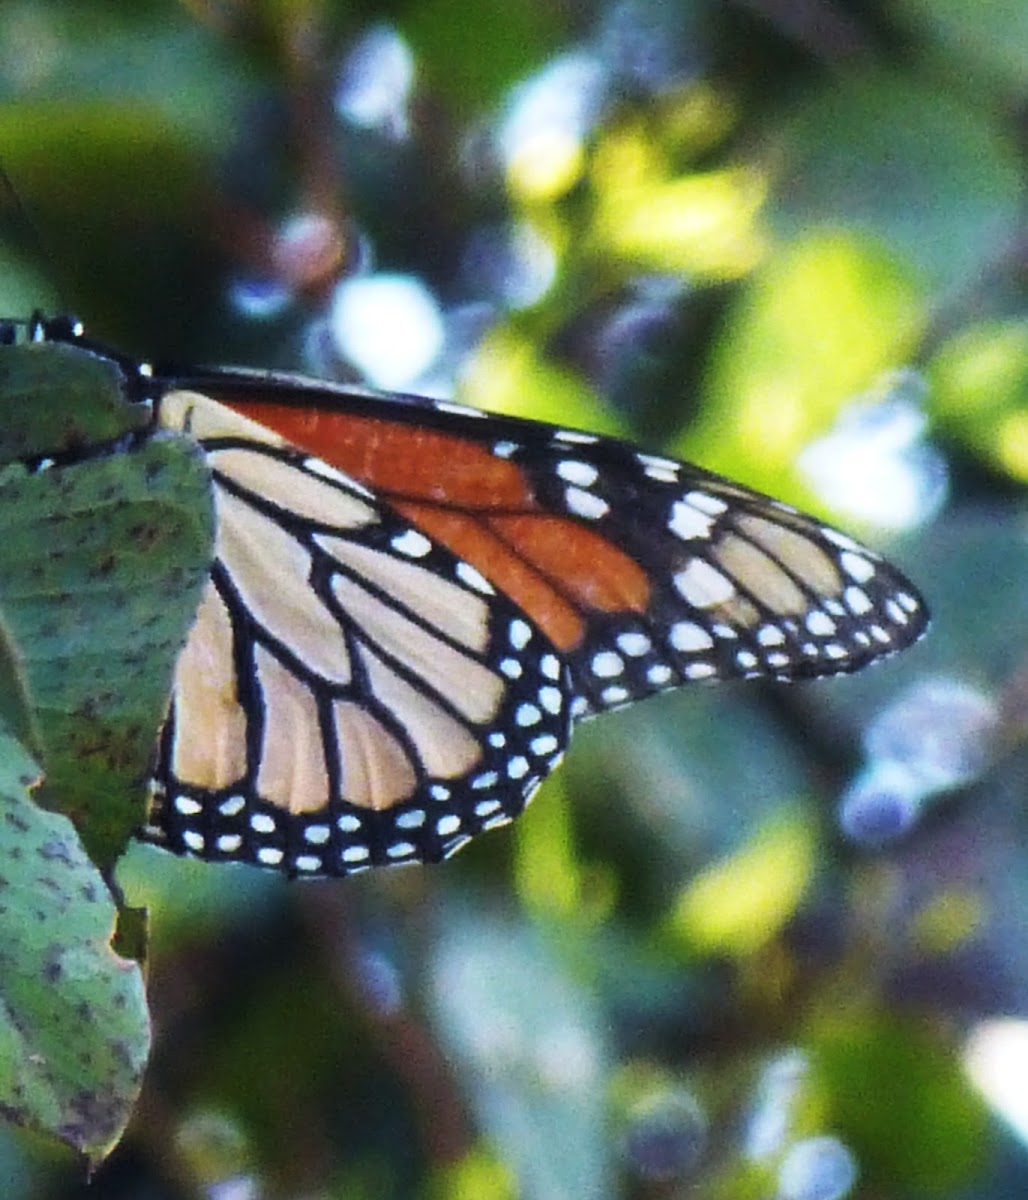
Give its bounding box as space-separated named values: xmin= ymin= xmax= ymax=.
xmin=176 ymin=375 xmax=927 ymax=707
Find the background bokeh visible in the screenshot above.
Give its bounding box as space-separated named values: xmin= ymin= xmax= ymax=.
xmin=1 ymin=0 xmax=1026 ymax=1197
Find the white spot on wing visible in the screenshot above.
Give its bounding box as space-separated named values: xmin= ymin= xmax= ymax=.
xmin=670 ymin=622 xmax=713 ymax=652
xmin=685 ymin=491 xmax=728 ymax=516
xmin=508 ymin=756 xmax=530 ymax=779
xmin=554 ymin=429 xmax=599 ymax=444
xmin=557 ymin=459 xmax=599 ymax=486
xmin=617 ymin=631 xmax=652 ymax=657
xmin=565 ymin=486 xmax=610 ymax=519
xmin=685 ymin=661 xmax=717 ymax=680
xmin=510 ymin=619 xmax=532 ymax=649
xmin=435 ymin=400 xmax=486 ymax=418
xmin=456 ymin=561 xmax=495 ymax=593
xmin=806 ymin=610 xmax=836 ymax=636
xmin=668 ymin=499 xmax=715 ymax=541
xmin=392 ymin=529 xmax=432 ymax=557
xmin=674 ymin=559 xmax=735 ymax=607
xmin=840 ymin=551 xmax=875 ymax=583
xmin=643 ymin=463 xmax=679 ymax=483
xmin=886 ymin=599 xmax=908 ymax=625
xmin=591 ymin=651 xmax=624 ymax=678
xmin=637 ymin=452 xmax=679 ymax=475
xmin=823 ymin=528 xmax=862 ymax=552
xmin=845 ymin=586 xmax=872 ymax=615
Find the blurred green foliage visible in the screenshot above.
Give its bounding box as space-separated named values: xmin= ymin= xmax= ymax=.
xmin=0 ymin=0 xmax=1024 ymax=1197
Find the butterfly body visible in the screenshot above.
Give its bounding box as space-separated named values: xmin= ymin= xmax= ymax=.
xmin=16 ymin=318 xmax=928 ymax=876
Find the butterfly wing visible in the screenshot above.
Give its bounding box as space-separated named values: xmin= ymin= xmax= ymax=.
xmin=179 ymin=374 xmax=927 ymax=700
xmin=147 ymin=390 xmax=572 ymax=874
xmin=145 ymin=371 xmax=927 ymax=876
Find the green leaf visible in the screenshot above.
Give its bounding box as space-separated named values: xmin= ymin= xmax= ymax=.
xmin=0 ymin=342 xmax=149 ymax=466
xmin=0 ymin=727 xmax=149 ymax=1165
xmin=0 ymin=342 xmax=214 ymax=870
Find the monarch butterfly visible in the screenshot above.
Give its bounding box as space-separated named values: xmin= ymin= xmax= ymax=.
xmin=17 ymin=315 xmax=927 ymax=877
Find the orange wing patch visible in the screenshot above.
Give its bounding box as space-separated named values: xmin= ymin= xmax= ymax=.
xmin=224 ymin=404 xmax=535 ymax=507
xmin=389 ymin=502 xmax=587 ymax=652
xmin=226 ymin=401 xmax=652 ymax=653
xmin=486 ymin=514 xmax=650 ymax=619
